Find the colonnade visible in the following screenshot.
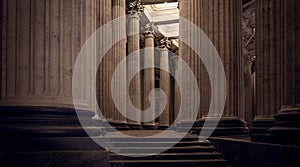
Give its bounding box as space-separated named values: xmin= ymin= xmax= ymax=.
xmin=1 ymin=0 xmax=299 ymax=144
xmin=97 ymin=0 xmax=173 ymax=130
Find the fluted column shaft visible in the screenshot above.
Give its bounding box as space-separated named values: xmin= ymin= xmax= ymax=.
xmin=251 ymin=0 xmax=282 ymax=134
xmin=269 ymin=0 xmax=300 ymax=143
xmin=0 ymin=1 xmax=110 ymax=165
xmin=201 ymin=0 xmax=243 ymax=118
xmin=143 ymin=32 xmax=156 ymax=129
xmin=98 ymin=0 xmax=114 ymax=126
xmin=0 ymin=0 xmax=96 ymax=109
xmin=159 ymin=46 xmax=171 ymax=129
xmin=178 ymin=0 xmax=247 ymax=135
xmin=110 ymin=0 xmax=128 ymax=130
xmin=127 ymin=12 xmax=142 ymax=129
xmin=176 ymin=0 xmax=202 ymax=131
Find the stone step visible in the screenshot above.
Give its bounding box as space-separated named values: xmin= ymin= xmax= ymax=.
xmin=110 ymin=159 xmax=228 ymax=167
xmin=106 ymin=141 xmax=211 ymax=147
xmin=107 ymin=131 xmax=229 ymax=167
xmin=109 ymin=146 xmax=216 ymax=154
xmin=110 ymin=152 xmax=223 ymax=160
xmin=105 ymin=137 xmax=200 ymax=142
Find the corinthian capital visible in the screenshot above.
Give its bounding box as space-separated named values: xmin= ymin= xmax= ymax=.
xmin=160 ymin=38 xmax=171 ymax=49
xmin=128 ymin=0 xmax=144 ymax=14
xmin=144 ymin=22 xmax=158 ymax=34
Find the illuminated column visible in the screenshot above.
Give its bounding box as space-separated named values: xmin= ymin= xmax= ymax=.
xmin=142 ymin=22 xmax=156 ymax=129
xmin=126 ymin=0 xmax=143 ymax=129
xmin=159 ymin=38 xmax=172 ymax=130
xmin=176 ymin=0 xmax=203 ymax=132
xmin=110 ymin=0 xmax=128 ymax=130
xmin=97 ymin=0 xmax=114 ymax=131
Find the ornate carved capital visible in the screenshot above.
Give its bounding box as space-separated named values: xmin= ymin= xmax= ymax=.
xmin=128 ymin=0 xmax=144 ymax=14
xmin=144 ymin=22 xmax=157 ymax=35
xmin=160 ymin=38 xmax=171 ymax=49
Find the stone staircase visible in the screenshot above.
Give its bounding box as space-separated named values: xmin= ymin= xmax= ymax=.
xmin=106 ymin=131 xmax=230 ymax=167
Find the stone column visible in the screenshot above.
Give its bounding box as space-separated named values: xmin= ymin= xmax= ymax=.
xmin=159 ymin=38 xmax=172 ymax=130
xmin=0 ymin=0 xmax=109 ymax=166
xmin=269 ymin=0 xmax=300 ymax=145
xmin=98 ymin=0 xmax=114 ymax=130
xmin=251 ymin=0 xmax=282 ymax=136
xmin=142 ymin=22 xmax=156 ymax=129
xmin=109 ymin=0 xmax=128 ymax=130
xmin=178 ymin=0 xmax=248 ymax=135
xmin=176 ymin=0 xmax=203 ymax=132
xmin=0 ymin=0 xmax=99 ymax=128
xmin=203 ymin=0 xmax=249 ymax=136
xmin=126 ymin=0 xmax=143 ymax=129
xmin=203 ymin=0 xmax=248 ymax=136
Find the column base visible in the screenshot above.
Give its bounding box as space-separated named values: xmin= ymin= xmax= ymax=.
xmin=193 ymin=117 xmax=249 ymax=136
xmin=109 ymin=121 xmax=130 ymax=131
xmin=127 ymin=123 xmax=143 ymax=130
xmin=158 ymin=125 xmax=170 ymax=130
xmin=250 ymin=118 xmax=275 ymax=142
xmin=251 ymin=118 xmax=275 ymax=134
xmin=0 ymin=106 xmax=105 ymax=137
xmin=142 ymin=123 xmax=157 ymax=130
xmin=0 ymin=106 xmax=109 ymax=166
xmin=268 ymin=107 xmax=300 ymax=145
